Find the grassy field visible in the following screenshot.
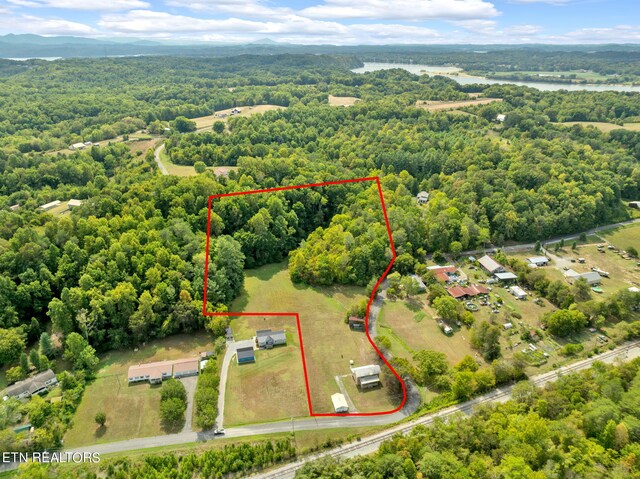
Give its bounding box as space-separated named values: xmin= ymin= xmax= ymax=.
xmin=64 ymin=332 xmax=212 ymax=447
xmin=378 ymin=298 xmax=477 ymax=365
xmin=194 ymin=105 xmax=285 ymax=131
xmin=159 ymin=145 xmax=239 ymax=178
xmin=225 ymin=330 xmax=309 ymax=426
xmin=230 ymin=263 xmax=400 ymax=414
xmin=600 ymin=222 xmax=640 ymax=252
xmin=556 ymin=122 xmax=640 ymax=133
xmin=416 ymin=98 xmax=501 ymax=111
xmin=328 ymin=95 xmax=360 ymax=106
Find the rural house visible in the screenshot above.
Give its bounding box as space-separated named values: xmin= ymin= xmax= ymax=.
xmin=629 ymin=201 xmax=640 ymax=209
xmin=478 ymin=255 xmax=505 ymax=274
xmin=128 ymin=360 xmax=173 ymax=384
xmin=3 ymin=369 xmax=58 ymax=400
xmin=256 ymin=329 xmax=287 ymax=349
xmin=427 ymin=265 xmax=463 ymax=283
xmin=331 ymin=393 xmax=349 ymax=413
xmin=172 ymin=358 xmax=199 ymax=378
xmin=416 ymin=191 xmax=430 ymax=205
xmin=236 ymin=340 xmax=256 ymax=364
xmin=351 ymin=365 xmax=381 ymax=389
xmin=447 ymin=284 xmax=489 ymax=299
xmin=67 ymin=199 xmax=83 ymax=208
xmin=571 ymin=271 xmax=603 ymax=286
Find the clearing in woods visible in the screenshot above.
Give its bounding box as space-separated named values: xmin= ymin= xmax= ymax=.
xmin=328 ymin=95 xmax=360 ymax=106
xmin=205 ymin=179 xmax=405 ymax=417
xmin=416 ymin=97 xmax=502 ymax=111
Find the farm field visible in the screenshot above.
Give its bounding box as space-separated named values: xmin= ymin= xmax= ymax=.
xmin=159 ymin=144 xmax=239 ymax=178
xmin=555 ymin=122 xmax=640 ymax=132
xmin=196 ymin=104 xmax=285 ymax=130
xmin=328 ymin=95 xmax=360 ymax=106
xmin=224 ymin=331 xmax=308 ymax=426
xmin=64 ymin=332 xmax=211 ymax=447
xmin=416 ymin=97 xmax=502 ymax=111
xmin=230 ymin=263 xmax=400 ymax=414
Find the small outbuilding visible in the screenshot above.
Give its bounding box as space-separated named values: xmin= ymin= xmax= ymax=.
xmin=629 ymin=201 xmax=640 ymax=209
xmin=528 ymin=256 xmax=549 ymax=267
xmin=9 ymin=204 xmax=20 ymax=211
xmin=67 ymin=199 xmax=83 ymax=208
xmin=572 ymin=272 xmax=603 ymax=286
xmin=235 ymin=340 xmax=256 ymax=364
xmin=496 ymin=114 xmax=506 ymax=122
xmin=348 ymin=316 xmax=366 ymax=330
xmin=509 ymin=285 xmax=527 ymax=300
xmin=495 ymin=272 xmax=518 ymax=282
xmin=38 ymin=200 xmax=61 ymax=212
xmin=331 ymin=393 xmax=349 ymax=413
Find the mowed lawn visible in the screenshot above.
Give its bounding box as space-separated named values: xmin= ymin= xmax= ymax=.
xmin=378 ymin=298 xmax=477 ymax=365
xmin=225 ymin=331 xmax=308 ymax=426
xmin=230 ymin=263 xmax=399 ymax=414
xmin=601 ymin=222 xmax=640 ymax=252
xmin=64 ymin=332 xmax=212 ymax=447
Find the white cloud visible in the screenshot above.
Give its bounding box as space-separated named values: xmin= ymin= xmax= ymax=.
xmin=551 ymin=24 xmax=640 ymax=42
xmin=0 ymin=14 xmax=98 ymax=34
xmin=164 ymin=0 xmax=292 ymax=20
xmin=7 ymin=0 xmax=150 ymax=11
xmin=504 ymin=24 xmax=542 ymax=35
xmin=300 ymin=0 xmax=499 ymax=21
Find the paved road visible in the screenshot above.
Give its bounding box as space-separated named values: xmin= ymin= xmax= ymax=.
xmin=153 ymin=144 xmax=169 ymax=175
xmin=249 ymin=340 xmax=640 ymax=479
xmin=462 ymin=217 xmax=640 ymax=256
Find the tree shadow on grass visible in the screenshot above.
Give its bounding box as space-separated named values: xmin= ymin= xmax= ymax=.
xmin=94 ymin=425 xmax=107 ymax=439
xmin=161 ymin=418 xmax=185 ymax=434
xmin=405 ymin=298 xmax=425 ymax=312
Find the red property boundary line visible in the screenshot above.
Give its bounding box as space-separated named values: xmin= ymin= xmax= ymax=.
xmin=202 ymin=177 xmax=407 ymax=417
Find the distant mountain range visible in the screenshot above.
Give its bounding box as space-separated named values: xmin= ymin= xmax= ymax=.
xmin=1 ymin=33 xmax=639 ymax=60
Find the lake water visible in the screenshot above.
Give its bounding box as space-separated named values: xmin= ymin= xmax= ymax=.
xmin=352 ymin=62 xmax=640 ymax=93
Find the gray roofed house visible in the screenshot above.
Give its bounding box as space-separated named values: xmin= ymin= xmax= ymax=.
xmin=351 ymin=364 xmax=381 ymax=389
xmin=416 ymin=191 xmax=430 ymax=205
xmin=256 ymin=329 xmax=287 ymax=349
xmin=572 ymin=271 xmax=603 ymax=286
xmin=4 ymin=369 xmax=58 ymax=400
xmin=235 ymin=340 xmax=256 ymax=364
xmin=478 ymin=255 xmax=505 ymax=274
xmin=527 ymin=256 xmax=549 ymax=266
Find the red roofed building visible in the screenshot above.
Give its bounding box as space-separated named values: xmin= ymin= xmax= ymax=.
xmin=427 ymin=265 xmax=460 ymax=283
xmin=447 ymin=284 xmax=489 ymax=299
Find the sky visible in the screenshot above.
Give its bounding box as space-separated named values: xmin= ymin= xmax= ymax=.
xmin=0 ymin=0 xmax=638 ymax=45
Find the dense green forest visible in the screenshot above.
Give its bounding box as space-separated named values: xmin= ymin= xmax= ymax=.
xmin=1 ymin=53 xmax=640 ymax=456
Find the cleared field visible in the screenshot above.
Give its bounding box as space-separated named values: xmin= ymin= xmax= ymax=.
xmin=556 ymin=122 xmax=640 ymax=133
xmin=195 ymin=105 xmax=285 ymax=130
xmin=416 ymin=98 xmax=502 ymax=111
xmin=159 ymin=146 xmax=239 ymax=178
xmin=378 ymin=298 xmax=477 ymax=365
xmin=601 ymin=222 xmax=640 ymax=252
xmin=128 ymin=138 xmax=159 ymax=155
xmin=328 ymin=95 xmax=360 ymax=106
xmin=225 ymin=330 xmax=308 ymax=426
xmin=65 ymin=332 xmax=212 ymax=446
xmin=230 ymin=263 xmax=399 ymax=414
xmin=41 ymin=202 xmax=70 ymax=217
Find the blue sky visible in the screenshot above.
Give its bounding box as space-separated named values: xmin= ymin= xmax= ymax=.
xmin=0 ymin=0 xmax=638 ymax=44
